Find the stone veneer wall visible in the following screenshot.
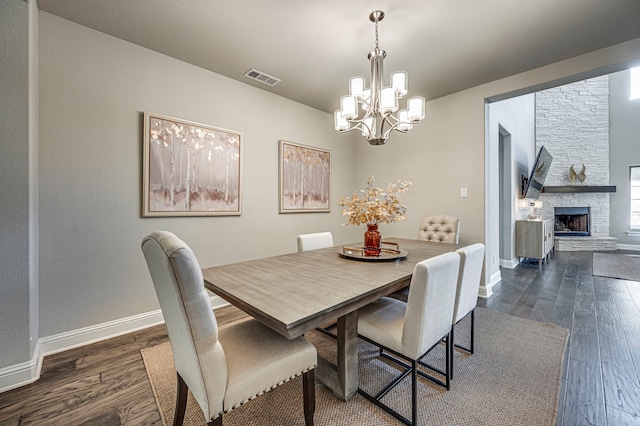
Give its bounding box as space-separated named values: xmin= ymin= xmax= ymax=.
xmin=535 ymin=75 xmax=615 ymax=250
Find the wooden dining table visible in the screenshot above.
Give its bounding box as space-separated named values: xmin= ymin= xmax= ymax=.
xmin=202 ymin=237 xmax=460 ymax=401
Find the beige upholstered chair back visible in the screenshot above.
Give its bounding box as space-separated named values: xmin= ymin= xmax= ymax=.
xmin=417 ymin=215 xmax=460 ymax=244
xmin=453 ymin=243 xmax=485 ymax=324
xmin=141 ymin=231 xmax=227 ymax=421
xmin=297 ymin=232 xmax=334 ymax=252
xmin=402 ymin=252 xmax=460 ymax=359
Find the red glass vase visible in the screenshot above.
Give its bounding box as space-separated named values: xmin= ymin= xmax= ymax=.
xmin=364 ymin=224 xmax=382 ymax=256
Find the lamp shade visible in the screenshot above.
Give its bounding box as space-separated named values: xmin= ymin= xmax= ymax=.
xmin=407 ymin=96 xmax=425 ymax=122
xmin=397 ymin=110 xmax=413 ymax=131
xmin=391 ymin=71 xmax=407 ymax=96
xmin=334 ymin=110 xmax=349 ymax=131
xmin=379 ymin=87 xmax=398 ymax=115
xmin=350 ymin=76 xmax=366 ymax=99
xmin=340 ymin=96 xmax=358 ymax=120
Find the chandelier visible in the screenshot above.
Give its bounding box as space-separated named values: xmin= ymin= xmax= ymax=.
xmin=334 ymin=10 xmax=425 ymax=146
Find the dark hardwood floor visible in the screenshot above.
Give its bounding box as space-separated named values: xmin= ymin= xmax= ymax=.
xmin=477 ymin=250 xmax=640 ymax=425
xmin=1 ymin=250 xmax=639 ymax=425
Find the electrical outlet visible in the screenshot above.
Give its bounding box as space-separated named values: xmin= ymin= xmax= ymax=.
xmin=460 ymin=187 xmax=468 ymax=198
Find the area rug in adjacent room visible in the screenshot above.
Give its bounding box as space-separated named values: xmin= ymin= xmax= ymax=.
xmin=593 ymin=252 xmax=640 ymax=281
xmin=141 ymin=307 xmax=568 ymax=425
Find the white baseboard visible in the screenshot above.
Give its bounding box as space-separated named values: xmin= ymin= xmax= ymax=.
xmin=479 ymin=270 xmax=501 ymax=298
xmin=500 ymin=257 xmax=519 ymax=269
xmin=0 ymin=296 xmax=229 ymax=393
xmin=618 ymin=243 xmax=640 ymax=251
xmin=0 ymin=343 xmax=42 ymax=393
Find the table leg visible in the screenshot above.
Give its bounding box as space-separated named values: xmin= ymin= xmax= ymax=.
xmin=315 ymin=310 xmax=359 ymax=401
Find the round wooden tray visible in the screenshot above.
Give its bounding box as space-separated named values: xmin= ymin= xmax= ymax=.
xmin=338 ymin=246 xmax=408 ymax=262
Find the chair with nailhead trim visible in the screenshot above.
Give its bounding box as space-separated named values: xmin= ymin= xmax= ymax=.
xmin=142 ymin=231 xmax=317 ymax=426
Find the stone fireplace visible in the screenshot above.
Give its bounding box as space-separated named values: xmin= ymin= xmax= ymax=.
xmin=534 ymin=75 xmax=617 ymax=251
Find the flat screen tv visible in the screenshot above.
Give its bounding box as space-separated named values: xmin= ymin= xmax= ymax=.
xmin=523 ymin=146 xmax=553 ymax=200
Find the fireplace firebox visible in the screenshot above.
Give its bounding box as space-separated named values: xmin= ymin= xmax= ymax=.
xmin=554 ymin=207 xmax=590 ymax=236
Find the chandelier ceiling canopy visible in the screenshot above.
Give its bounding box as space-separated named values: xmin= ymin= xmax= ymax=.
xmin=334 ymin=10 xmax=425 ymax=146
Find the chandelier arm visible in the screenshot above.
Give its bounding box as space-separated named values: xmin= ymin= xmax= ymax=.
xmin=339 ymin=121 xmax=367 ymax=135
xmin=381 ymin=114 xmax=411 ymax=138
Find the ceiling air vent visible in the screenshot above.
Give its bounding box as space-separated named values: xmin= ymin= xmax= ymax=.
xmin=243 ymin=68 xmax=281 ymax=86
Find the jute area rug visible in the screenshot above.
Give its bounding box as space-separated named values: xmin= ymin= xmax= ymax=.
xmin=141 ymin=308 xmax=568 ymax=425
xmin=593 ymin=252 xmax=640 ymax=281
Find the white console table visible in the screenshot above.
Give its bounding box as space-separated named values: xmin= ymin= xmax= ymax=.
xmin=516 ymin=218 xmax=554 ymax=269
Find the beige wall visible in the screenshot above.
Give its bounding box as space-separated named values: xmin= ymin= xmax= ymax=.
xmin=38 ymin=12 xmax=361 ymax=337
xmin=0 ymin=0 xmax=38 ymax=371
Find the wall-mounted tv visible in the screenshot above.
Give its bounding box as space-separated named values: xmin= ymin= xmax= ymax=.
xmin=522 ymin=146 xmax=553 ymax=200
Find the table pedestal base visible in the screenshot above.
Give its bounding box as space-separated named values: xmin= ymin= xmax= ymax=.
xmin=315 ymin=311 xmax=359 ymax=401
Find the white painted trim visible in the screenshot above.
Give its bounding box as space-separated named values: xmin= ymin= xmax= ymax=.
xmin=479 ymin=270 xmax=501 ymax=298
xmin=0 ymin=295 xmax=229 ymax=393
xmin=625 ymin=231 xmax=640 ymax=237
xmin=500 ymin=257 xmax=519 ymax=269
xmin=0 ymin=342 xmax=42 ymax=393
xmin=618 ymin=243 xmax=640 ymax=251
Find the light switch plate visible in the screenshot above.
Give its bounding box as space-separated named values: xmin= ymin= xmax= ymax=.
xmin=460 ymin=187 xmax=468 ymax=198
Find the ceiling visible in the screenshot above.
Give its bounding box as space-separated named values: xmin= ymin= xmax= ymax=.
xmin=37 ymin=0 xmax=640 ymax=114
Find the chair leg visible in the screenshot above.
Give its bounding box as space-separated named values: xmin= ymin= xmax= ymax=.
xmin=411 ymin=360 xmax=418 ymax=426
xmin=303 ymin=369 xmax=316 ymax=426
xmin=173 ymin=373 xmax=188 ymax=426
xmin=208 ymin=417 xmax=222 ymax=426
xmin=470 ymin=309 xmax=475 ymax=354
xmin=449 ymin=325 xmax=455 ymax=380
xmin=453 ymin=309 xmax=475 ymax=354
xmin=450 ymin=310 xmax=476 ymax=380
xmin=445 ymin=332 xmax=451 ymax=390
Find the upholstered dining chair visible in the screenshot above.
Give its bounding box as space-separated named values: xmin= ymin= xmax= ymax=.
xmin=389 ymin=216 xmax=460 ymax=303
xmin=417 ymin=215 xmax=460 ymax=244
xmin=357 ymin=252 xmax=460 ymax=426
xmin=141 ymin=231 xmax=317 ymax=426
xmin=450 ymin=243 xmax=485 ymax=379
xmin=297 ymin=231 xmax=337 ymax=337
xmin=297 ymin=231 xmax=334 ymax=252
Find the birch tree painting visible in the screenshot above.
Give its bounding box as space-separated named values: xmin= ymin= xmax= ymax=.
xmin=143 ymin=113 xmax=242 ymax=216
xmin=279 ymin=141 xmax=330 ymax=213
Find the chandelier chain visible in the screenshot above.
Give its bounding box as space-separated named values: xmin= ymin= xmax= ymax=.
xmin=374 ymin=19 xmax=379 ymax=49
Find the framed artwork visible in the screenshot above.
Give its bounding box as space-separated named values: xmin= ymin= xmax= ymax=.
xmin=279 ymin=140 xmax=331 ymax=213
xmin=143 ymin=112 xmax=242 ymax=217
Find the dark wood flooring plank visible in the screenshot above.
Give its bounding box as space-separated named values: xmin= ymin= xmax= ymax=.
xmin=599 ymin=332 xmax=640 ymax=417
xmin=569 ymin=312 xmax=600 ymax=365
xmin=607 ymin=406 xmax=640 ymax=425
xmin=528 ymin=296 xmax=555 ymax=323
xmin=596 ymin=297 xmax=627 ymax=342
xmin=119 ymin=393 xmax=163 ymax=426
xmin=562 ymin=358 xmax=606 ymax=426
xmin=509 ymin=290 xmax=539 ymax=319
xmin=28 ymin=381 xmax=154 ymax=426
